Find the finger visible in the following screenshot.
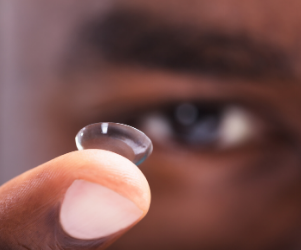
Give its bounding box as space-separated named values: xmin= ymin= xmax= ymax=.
xmin=0 ymin=149 xmax=150 ymax=250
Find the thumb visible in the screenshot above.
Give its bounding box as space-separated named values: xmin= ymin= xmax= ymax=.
xmin=0 ymin=149 xmax=150 ymax=250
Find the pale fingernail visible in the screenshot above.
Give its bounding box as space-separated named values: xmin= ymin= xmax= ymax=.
xmin=60 ymin=180 xmax=143 ymax=240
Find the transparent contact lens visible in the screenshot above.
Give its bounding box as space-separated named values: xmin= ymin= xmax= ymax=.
xmin=75 ymin=123 xmax=153 ymax=165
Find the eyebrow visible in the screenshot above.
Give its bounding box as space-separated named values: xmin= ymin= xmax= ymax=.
xmin=82 ymin=8 xmax=294 ymax=80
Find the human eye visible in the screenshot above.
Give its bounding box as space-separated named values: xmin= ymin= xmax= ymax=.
xmin=126 ymin=101 xmax=283 ymax=153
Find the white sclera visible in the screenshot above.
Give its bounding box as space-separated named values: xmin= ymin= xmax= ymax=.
xmin=75 ymin=123 xmax=153 ymax=165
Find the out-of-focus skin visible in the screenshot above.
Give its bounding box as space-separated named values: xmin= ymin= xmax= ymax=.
xmin=1 ymin=0 xmax=301 ymax=249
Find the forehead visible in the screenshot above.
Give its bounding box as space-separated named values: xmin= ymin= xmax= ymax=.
xmin=10 ymin=0 xmax=301 ymax=79
xmin=117 ymin=0 xmax=301 ymax=48
xmin=20 ymin=0 xmax=301 ymax=43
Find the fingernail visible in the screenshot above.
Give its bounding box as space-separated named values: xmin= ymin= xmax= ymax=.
xmin=60 ymin=180 xmax=143 ymax=240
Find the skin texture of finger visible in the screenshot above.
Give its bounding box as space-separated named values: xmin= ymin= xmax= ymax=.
xmin=0 ymin=149 xmax=150 ymax=250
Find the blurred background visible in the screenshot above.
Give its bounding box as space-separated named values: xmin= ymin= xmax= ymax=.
xmin=1 ymin=0 xmax=301 ymax=249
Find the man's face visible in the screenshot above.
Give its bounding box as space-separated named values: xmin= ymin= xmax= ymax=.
xmin=2 ymin=0 xmax=301 ymax=249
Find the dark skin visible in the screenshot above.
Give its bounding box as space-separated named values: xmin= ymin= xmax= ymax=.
xmin=1 ymin=0 xmax=301 ymax=249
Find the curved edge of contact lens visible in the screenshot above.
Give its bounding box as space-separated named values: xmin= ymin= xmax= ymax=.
xmin=75 ymin=122 xmax=153 ymax=166
xmin=135 ymin=143 xmax=153 ymax=166
xmin=113 ymin=123 xmax=153 ymax=165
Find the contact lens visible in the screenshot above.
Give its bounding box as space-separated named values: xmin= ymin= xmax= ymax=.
xmin=75 ymin=123 xmax=153 ymax=165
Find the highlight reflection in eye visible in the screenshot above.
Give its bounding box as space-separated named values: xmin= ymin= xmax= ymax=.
xmin=136 ymin=103 xmax=261 ymax=150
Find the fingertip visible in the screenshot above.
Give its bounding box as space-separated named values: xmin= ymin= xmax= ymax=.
xmin=60 ymin=179 xmax=144 ymax=240
xmin=60 ymin=149 xmax=151 ymax=213
xmin=57 ymin=150 xmax=151 ymax=240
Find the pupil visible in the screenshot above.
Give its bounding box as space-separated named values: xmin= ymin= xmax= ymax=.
xmin=175 ymin=103 xmax=198 ymax=126
xmin=171 ymin=103 xmax=222 ymax=145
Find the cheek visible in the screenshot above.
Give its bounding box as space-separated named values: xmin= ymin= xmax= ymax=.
xmin=136 ymin=139 xmax=301 ymax=248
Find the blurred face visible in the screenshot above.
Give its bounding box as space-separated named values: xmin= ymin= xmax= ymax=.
xmin=2 ymin=0 xmax=301 ymax=249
